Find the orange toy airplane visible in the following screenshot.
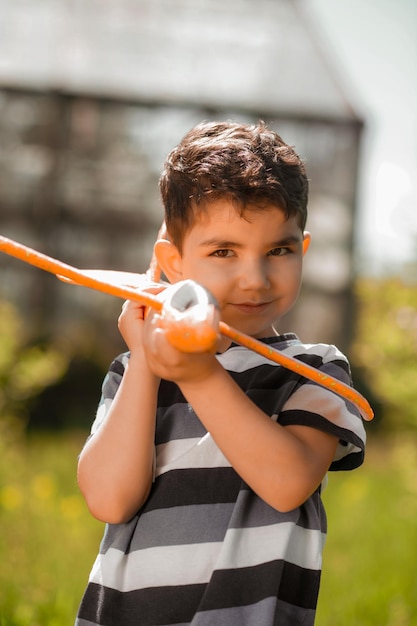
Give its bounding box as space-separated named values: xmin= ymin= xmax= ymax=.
xmin=0 ymin=234 xmax=373 ymax=421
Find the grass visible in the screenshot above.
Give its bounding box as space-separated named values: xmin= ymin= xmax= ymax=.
xmin=317 ymin=437 xmax=417 ymax=625
xmin=1 ymin=429 xmax=417 ymax=625
xmin=0 ymin=429 xmax=102 ymax=626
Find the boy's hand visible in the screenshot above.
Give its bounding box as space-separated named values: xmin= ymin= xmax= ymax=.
xmin=142 ymin=306 xmax=221 ymax=384
xmin=119 ymin=280 xmax=221 ymax=382
xmin=118 ymin=286 xmax=165 ymax=354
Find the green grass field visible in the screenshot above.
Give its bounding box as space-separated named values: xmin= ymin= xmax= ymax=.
xmin=317 ymin=438 xmax=417 ymax=625
xmin=0 ymin=431 xmax=102 ymax=626
xmin=1 ymin=430 xmax=416 ymax=625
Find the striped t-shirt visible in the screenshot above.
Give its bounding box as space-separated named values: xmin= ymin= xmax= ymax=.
xmin=75 ymin=334 xmax=366 ymax=626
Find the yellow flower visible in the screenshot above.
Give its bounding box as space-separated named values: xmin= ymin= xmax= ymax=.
xmin=60 ymin=495 xmax=83 ymax=521
xmin=0 ymin=484 xmax=23 ymax=510
xmin=31 ymin=473 xmax=56 ymax=500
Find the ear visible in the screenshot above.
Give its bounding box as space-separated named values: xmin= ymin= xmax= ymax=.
xmin=302 ymin=231 xmax=311 ymax=256
xmin=153 ymin=239 xmax=183 ymax=283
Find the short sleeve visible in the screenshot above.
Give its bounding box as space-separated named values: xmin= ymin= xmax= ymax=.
xmin=90 ymin=352 xmax=129 ymax=435
xmin=278 ymin=344 xmax=366 ymax=471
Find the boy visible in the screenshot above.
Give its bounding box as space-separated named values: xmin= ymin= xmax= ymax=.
xmin=75 ymin=121 xmax=366 ymax=626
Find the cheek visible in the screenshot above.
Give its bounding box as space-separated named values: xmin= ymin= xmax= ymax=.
xmin=272 ymin=260 xmax=303 ymax=290
xmin=190 ymin=266 xmax=230 ymax=303
xmin=288 ymin=265 xmax=304 ymax=296
xmin=180 ymin=260 xmax=221 ymax=289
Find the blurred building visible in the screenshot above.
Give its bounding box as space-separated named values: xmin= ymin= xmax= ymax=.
xmin=0 ymin=0 xmax=363 ymax=356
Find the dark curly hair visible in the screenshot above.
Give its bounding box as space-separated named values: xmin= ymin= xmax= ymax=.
xmin=159 ymin=120 xmax=309 ymax=252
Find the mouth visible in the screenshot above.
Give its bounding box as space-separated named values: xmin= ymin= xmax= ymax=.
xmin=231 ymin=301 xmax=272 ymax=315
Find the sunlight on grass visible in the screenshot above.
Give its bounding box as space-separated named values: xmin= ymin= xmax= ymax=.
xmin=317 ymin=437 xmax=417 ymax=626
xmin=0 ymin=430 xmax=103 ymax=626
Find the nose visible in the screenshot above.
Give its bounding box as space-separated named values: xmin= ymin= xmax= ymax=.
xmin=238 ymin=258 xmax=270 ymax=291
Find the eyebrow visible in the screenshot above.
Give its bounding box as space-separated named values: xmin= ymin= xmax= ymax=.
xmin=199 ymin=235 xmax=303 ymax=249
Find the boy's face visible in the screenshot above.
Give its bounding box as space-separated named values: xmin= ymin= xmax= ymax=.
xmin=161 ymin=199 xmax=310 ymax=342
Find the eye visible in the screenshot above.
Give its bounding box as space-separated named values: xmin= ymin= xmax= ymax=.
xmin=211 ymin=249 xmax=233 ymax=258
xmin=268 ymin=247 xmax=290 ymax=257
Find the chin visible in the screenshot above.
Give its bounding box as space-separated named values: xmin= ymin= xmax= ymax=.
xmin=233 ymin=324 xmax=275 ymax=339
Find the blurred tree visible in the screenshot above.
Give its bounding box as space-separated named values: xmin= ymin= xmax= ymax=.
xmin=29 ymin=353 xmax=105 ymax=431
xmin=0 ymin=301 xmax=68 ymax=429
xmin=0 ymin=299 xmax=111 ymax=432
xmin=351 ymin=278 xmax=417 ymax=433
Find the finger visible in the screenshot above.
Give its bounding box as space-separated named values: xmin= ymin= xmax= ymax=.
xmin=119 ymin=300 xmax=147 ymax=324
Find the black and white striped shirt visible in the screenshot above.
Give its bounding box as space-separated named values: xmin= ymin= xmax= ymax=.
xmin=76 ymin=334 xmax=366 ymax=626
